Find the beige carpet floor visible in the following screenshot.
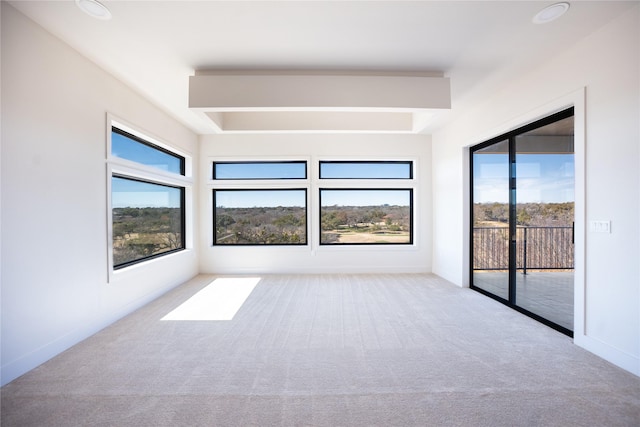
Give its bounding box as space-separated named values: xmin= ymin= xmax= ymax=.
xmin=2 ymin=273 xmax=639 ymax=426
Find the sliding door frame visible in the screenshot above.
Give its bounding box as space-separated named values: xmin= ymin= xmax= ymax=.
xmin=470 ymin=107 xmax=575 ymax=337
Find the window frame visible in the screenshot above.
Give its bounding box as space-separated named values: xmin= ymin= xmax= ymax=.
xmin=111 ymin=174 xmax=186 ymax=269
xmin=213 ymin=160 xmax=307 ymax=180
xmin=316 ymin=158 xmax=417 ymax=248
xmin=213 ymin=188 xmax=309 ymax=246
xmin=319 ymin=160 xmax=413 ymax=179
xmin=112 ymin=127 xmax=186 ymax=176
xmin=208 ymin=156 xmax=417 ymax=250
xmin=107 ymin=115 xmax=192 ymax=279
xmin=209 ymin=157 xmax=311 ymax=248
xmin=318 ymin=187 xmax=414 ymax=246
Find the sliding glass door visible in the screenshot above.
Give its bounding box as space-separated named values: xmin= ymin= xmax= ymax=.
xmin=471 ymin=109 xmax=575 ymax=335
xmin=471 ymin=139 xmax=511 ymax=300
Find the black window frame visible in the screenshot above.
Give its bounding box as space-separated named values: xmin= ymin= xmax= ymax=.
xmin=319 ymin=188 xmax=414 ymax=246
xmin=109 ymin=124 xmax=188 ymax=271
xmin=319 ymin=161 xmax=413 ymax=179
xmin=212 ymin=161 xmax=308 ymax=180
xmin=112 ymin=175 xmax=186 ymax=269
xmin=112 ymin=126 xmax=186 ymax=176
xmin=213 ymin=188 xmax=309 ymax=246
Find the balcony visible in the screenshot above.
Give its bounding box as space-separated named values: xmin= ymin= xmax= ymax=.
xmin=472 ymin=226 xmax=574 ymax=331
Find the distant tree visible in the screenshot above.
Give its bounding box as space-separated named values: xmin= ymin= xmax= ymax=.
xmin=516 ymin=210 xmax=531 ymax=225
xmin=371 ymin=208 xmax=386 ymax=222
xmin=113 ymin=221 xmax=135 ymax=239
xmin=217 ymin=214 xmax=236 ymax=230
xmin=273 ymin=213 xmax=303 ymax=227
xmin=321 ymin=210 xmax=347 ymax=231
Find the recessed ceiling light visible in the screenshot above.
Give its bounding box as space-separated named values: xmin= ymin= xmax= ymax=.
xmin=75 ymin=0 xmax=112 ymax=20
xmin=533 ymin=2 xmax=570 ymax=24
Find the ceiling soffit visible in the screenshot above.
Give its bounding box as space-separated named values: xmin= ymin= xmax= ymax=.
xmin=189 ymin=72 xmax=451 ymax=133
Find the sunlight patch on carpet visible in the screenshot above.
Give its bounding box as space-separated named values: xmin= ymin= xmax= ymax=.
xmin=161 ymin=277 xmax=260 ymax=321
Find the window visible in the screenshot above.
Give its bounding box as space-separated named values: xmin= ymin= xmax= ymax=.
xmin=320 ymin=189 xmax=413 ymax=245
xmin=112 ymin=176 xmax=185 ymax=267
xmin=112 ymin=127 xmax=185 ymax=175
xmin=213 ymin=161 xmax=306 ymax=180
xmin=214 ymin=189 xmax=307 ymax=245
xmin=318 ymin=160 xmax=415 ymax=246
xmin=211 ymin=161 xmax=308 ymax=246
xmin=319 ymin=161 xmax=412 ymax=179
xmin=210 ymin=159 xmax=415 ymax=248
xmin=109 ymin=122 xmax=188 ymax=270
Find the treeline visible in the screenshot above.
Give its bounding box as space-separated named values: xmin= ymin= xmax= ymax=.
xmin=214 ymin=204 xmax=411 ymax=245
xmin=321 ymin=205 xmax=410 ymax=231
xmin=321 ymin=205 xmax=410 ymax=244
xmin=474 ymin=202 xmax=574 ymax=227
xmin=113 ymin=207 xmax=182 ymax=265
xmin=216 ymin=206 xmax=306 ymax=244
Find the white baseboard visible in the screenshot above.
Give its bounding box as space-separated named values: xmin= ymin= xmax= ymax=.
xmin=574 ymin=333 xmax=640 ymax=377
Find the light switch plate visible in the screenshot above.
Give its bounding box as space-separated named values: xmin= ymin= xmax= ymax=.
xmin=589 ymin=220 xmax=611 ymax=233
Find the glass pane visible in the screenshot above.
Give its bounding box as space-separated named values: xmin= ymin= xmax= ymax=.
xmin=214 ymin=189 xmax=307 ymax=245
xmin=515 ymin=116 xmax=574 ymax=331
xmin=112 ymin=176 xmax=184 ymax=268
xmin=112 ymin=128 xmax=184 ymax=175
xmin=472 ymin=140 xmax=510 ymax=300
xmin=320 ymin=189 xmax=412 ymax=244
xmin=320 ymin=161 xmax=412 ymax=179
xmin=213 ymin=162 xmax=306 ymax=180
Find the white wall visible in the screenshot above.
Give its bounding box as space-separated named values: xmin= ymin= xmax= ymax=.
xmin=1 ymin=4 xmax=199 ymax=385
xmin=199 ymin=134 xmax=431 ymax=274
xmin=432 ymin=6 xmax=640 ymax=375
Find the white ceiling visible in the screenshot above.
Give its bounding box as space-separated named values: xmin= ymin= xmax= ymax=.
xmin=8 ymin=1 xmax=635 ymax=134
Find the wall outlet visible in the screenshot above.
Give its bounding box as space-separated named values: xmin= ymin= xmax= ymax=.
xmin=589 ymin=220 xmax=611 ymax=233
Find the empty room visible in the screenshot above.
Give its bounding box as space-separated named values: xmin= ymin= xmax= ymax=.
xmin=1 ymin=1 xmax=639 ymax=425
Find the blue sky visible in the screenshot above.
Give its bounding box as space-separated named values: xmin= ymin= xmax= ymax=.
xmin=215 ymin=190 xmax=306 ymax=208
xmin=473 ymin=153 xmax=574 ymax=203
xmin=320 ymin=162 xmax=411 ymax=179
xmin=212 ymin=162 xmax=412 ymax=207
xmin=112 ymin=131 xmax=181 ymax=174
xmin=112 ymin=177 xmax=181 ymax=208
xmin=214 ymin=161 xmax=411 ymax=180
xmin=113 ymin=143 xmax=413 ymax=208
xmin=321 ymin=189 xmax=411 ymax=207
xmin=111 ymin=131 xmax=183 ymax=208
xmin=215 ymin=162 xmax=306 ymax=179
